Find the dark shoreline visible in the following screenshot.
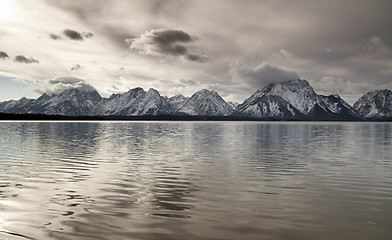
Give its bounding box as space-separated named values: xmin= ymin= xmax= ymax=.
xmin=1 ymin=112 xmax=391 ymax=122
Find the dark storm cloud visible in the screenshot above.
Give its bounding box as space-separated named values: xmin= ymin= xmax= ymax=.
xmin=49 ymin=33 xmax=62 ymax=40
xmin=14 ymin=55 xmax=39 ymax=64
xmin=63 ymin=29 xmax=94 ymax=40
xmin=63 ymin=29 xmax=83 ymax=40
xmin=187 ymin=53 xmax=208 ymax=63
xmin=18 ymin=0 xmax=392 ymax=101
xmin=126 ymin=29 xmax=192 ymax=55
xmin=125 ymin=29 xmax=207 ymax=62
xmin=0 ymin=51 xmax=9 ymax=59
xmin=232 ymin=63 xmax=299 ymax=89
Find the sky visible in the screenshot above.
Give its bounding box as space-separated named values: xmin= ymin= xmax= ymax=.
xmin=0 ymin=0 xmax=392 ymax=104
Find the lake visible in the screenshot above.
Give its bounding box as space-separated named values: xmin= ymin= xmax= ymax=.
xmin=0 ymin=121 xmax=391 ymax=240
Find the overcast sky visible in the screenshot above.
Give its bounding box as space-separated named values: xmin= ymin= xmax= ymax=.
xmin=0 ymin=0 xmax=391 ymax=104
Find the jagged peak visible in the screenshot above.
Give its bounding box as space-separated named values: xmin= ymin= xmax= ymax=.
xmin=37 ymin=93 xmax=50 ymax=101
xmin=122 ymin=87 xmax=146 ymax=97
xmin=147 ymin=88 xmax=160 ymax=95
xmin=199 ymin=89 xmax=217 ymax=94
xmin=170 ymin=94 xmax=186 ymax=99
xmin=191 ymin=89 xmax=220 ymax=98
xmin=127 ymin=87 xmax=145 ymax=92
xmin=356 ymin=89 xmax=392 ymax=102
xmin=321 ymin=94 xmax=341 ymax=99
xmin=369 ymin=89 xmax=392 ymax=95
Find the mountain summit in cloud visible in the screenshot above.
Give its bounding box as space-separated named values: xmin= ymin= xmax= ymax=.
xmin=232 ymin=79 xmax=362 ymax=120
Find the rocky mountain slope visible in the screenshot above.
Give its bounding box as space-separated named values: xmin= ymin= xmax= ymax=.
xmin=178 ymin=89 xmax=234 ymax=116
xmin=0 ymin=88 xmax=102 ymax=116
xmin=353 ymin=89 xmax=392 ymax=120
xmin=0 ymin=87 xmax=232 ymax=117
xmin=94 ymin=88 xmax=174 ymax=116
xmin=1 ymin=79 xmax=391 ymax=120
xmin=232 ymin=79 xmax=361 ymax=120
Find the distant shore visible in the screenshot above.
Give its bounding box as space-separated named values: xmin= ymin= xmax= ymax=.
xmin=1 ymin=112 xmax=390 ymax=122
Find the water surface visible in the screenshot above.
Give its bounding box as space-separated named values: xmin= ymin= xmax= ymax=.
xmin=0 ymin=121 xmax=391 ymax=240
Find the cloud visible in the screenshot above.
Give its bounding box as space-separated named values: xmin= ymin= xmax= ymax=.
xmin=63 ymin=29 xmax=94 ymax=40
xmin=0 ymin=51 xmax=9 ymax=59
xmin=187 ymin=53 xmax=208 ymax=62
xmin=35 ymin=77 xmax=96 ymax=95
xmin=49 ymin=33 xmax=62 ymax=40
xmin=311 ymin=76 xmax=384 ymax=96
xmin=82 ymin=32 xmax=94 ymax=38
xmin=63 ymin=29 xmax=83 ymax=40
xmin=14 ymin=55 xmax=39 ymax=64
xmin=311 ymin=76 xmax=348 ymax=95
xmin=70 ymin=64 xmax=81 ymax=71
xmin=365 ymin=36 xmax=392 ymax=56
xmin=125 ymin=29 xmax=207 ymax=62
xmin=178 ymin=78 xmax=198 ymax=86
xmin=2 ymin=0 xmax=392 ymax=104
xmin=231 ymin=62 xmax=299 ymax=89
xmin=11 ymin=78 xmax=28 ymax=84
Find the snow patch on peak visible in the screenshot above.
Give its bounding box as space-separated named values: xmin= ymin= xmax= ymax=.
xmin=353 ymin=89 xmax=392 ymax=119
xmin=169 ymin=94 xmax=188 ymax=110
xmin=179 ymin=89 xmax=233 ymax=116
xmin=262 ymin=78 xmax=318 ymax=114
xmin=233 ymin=79 xmax=361 ymax=120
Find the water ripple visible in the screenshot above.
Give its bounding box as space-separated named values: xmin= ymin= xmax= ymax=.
xmin=0 ymin=122 xmax=391 ymax=239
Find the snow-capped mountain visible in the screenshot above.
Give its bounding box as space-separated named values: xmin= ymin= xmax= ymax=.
xmin=0 ymin=88 xmax=102 ymax=116
xmin=0 ymin=97 xmax=35 ymax=114
xmin=168 ymin=94 xmax=188 ymax=111
xmin=232 ymin=79 xmax=361 ymax=120
xmin=1 ymin=81 xmax=389 ymax=120
xmin=95 ymin=88 xmax=174 ymax=116
xmin=232 ymin=94 xmax=304 ymax=118
xmin=318 ymin=94 xmax=362 ymax=120
xmin=178 ymin=89 xmax=233 ymax=116
xmin=0 ymin=87 xmax=233 ymax=117
xmin=353 ymin=89 xmax=392 ymax=120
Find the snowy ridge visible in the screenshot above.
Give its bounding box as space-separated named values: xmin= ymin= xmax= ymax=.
xmin=95 ymin=88 xmax=174 ymax=116
xmin=232 ymin=95 xmax=303 ymax=118
xmin=232 ymin=79 xmax=361 ymax=120
xmin=179 ymin=89 xmax=233 ymax=116
xmin=0 ymin=87 xmax=232 ymax=117
xmin=353 ymin=89 xmax=392 ymax=119
xmin=0 ymin=80 xmax=391 ymax=120
xmin=262 ymin=79 xmax=318 ymax=114
xmin=168 ymin=95 xmax=188 ymax=110
xmin=0 ymin=88 xmax=102 ymax=116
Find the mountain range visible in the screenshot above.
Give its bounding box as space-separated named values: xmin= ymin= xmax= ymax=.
xmin=1 ymin=79 xmax=391 ymax=121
